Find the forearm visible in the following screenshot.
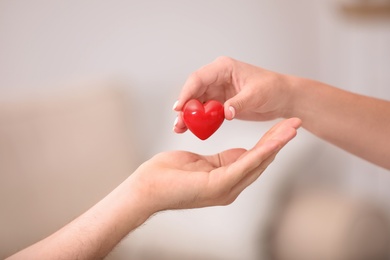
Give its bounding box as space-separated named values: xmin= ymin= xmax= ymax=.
xmin=287 ymin=76 xmax=390 ymax=169
xmin=7 ymin=178 xmax=152 ymax=260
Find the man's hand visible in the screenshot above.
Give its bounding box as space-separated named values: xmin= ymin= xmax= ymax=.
xmin=131 ymin=117 xmax=301 ymax=214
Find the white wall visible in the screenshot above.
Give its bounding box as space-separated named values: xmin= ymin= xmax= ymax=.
xmin=0 ymin=0 xmax=322 ymax=160
xmin=1 ymin=0 xmax=390 ymax=259
xmin=316 ymin=0 xmax=390 ymax=207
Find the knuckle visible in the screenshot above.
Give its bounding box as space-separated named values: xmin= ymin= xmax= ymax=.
xmin=189 ymin=70 xmax=203 ymax=87
xmin=215 ymin=56 xmax=234 ymax=65
xmin=234 ymin=98 xmax=245 ymax=112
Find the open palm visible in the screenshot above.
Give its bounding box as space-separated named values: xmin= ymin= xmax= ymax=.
xmin=131 ymin=118 xmax=301 ymax=214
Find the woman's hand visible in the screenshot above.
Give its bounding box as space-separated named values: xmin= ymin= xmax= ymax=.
xmin=173 ymin=56 xmax=297 ymax=134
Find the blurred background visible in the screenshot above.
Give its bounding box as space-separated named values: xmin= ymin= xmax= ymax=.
xmin=1 ymin=0 xmax=390 ymax=259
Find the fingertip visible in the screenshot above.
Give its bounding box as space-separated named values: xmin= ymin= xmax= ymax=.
xmin=173 ymin=122 xmax=187 ymax=133
xmin=280 ymin=120 xmax=300 ymax=142
xmin=228 ymin=106 xmax=236 ymax=120
xmin=288 ymin=117 xmax=302 ymax=129
xmin=172 ymin=100 xmax=179 ymax=111
xmin=173 ymin=99 xmax=186 ymax=111
xmin=173 ymin=126 xmax=188 ymax=134
xmin=173 ymin=116 xmax=179 ymax=127
xmin=173 ymin=115 xmax=188 ymax=134
xmin=224 ymin=104 xmax=236 ymax=120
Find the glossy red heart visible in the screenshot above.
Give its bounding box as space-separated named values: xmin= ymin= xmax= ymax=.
xmin=182 ymin=99 xmax=225 ymax=140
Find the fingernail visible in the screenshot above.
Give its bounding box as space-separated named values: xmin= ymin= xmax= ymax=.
xmin=172 ymin=117 xmax=178 ymax=132
xmin=229 ymin=106 xmax=236 ymax=118
xmin=173 ymin=116 xmax=178 ymax=127
xmin=172 ymin=100 xmax=179 ymax=111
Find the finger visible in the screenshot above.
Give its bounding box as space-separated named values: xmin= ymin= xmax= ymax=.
xmin=202 ymin=119 xmax=300 ymax=171
xmin=255 ymin=117 xmax=302 ymax=147
xmin=174 ymin=57 xmax=233 ymax=111
xmin=173 ymin=113 xmax=188 ymax=133
xmin=230 ymin=149 xmax=278 ymax=198
xmin=231 ymin=120 xmax=300 ymax=196
xmin=227 ymin=140 xmax=280 ymax=185
xmin=209 ymin=143 xmax=284 ymax=206
xmin=233 ymin=118 xmax=300 ymax=162
xmin=223 ymin=87 xmax=258 ymax=120
xmin=225 ymin=118 xmax=300 ymax=186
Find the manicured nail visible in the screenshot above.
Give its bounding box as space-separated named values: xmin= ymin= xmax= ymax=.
xmin=229 ymin=106 xmax=236 ymax=118
xmin=172 ymin=100 xmax=179 ymax=111
xmin=172 ymin=117 xmax=179 ymax=132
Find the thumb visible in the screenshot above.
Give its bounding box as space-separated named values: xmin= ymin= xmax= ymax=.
xmin=224 ymin=89 xmax=253 ymax=120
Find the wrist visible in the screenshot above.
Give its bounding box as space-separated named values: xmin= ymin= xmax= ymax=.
xmin=281 ymin=75 xmax=308 ymax=119
xmin=117 ymin=176 xmax=157 ymax=226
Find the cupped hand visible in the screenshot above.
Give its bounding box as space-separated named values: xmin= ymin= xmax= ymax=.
xmin=130 ymin=118 xmax=301 ymax=214
xmin=173 ymin=56 xmax=295 ymax=134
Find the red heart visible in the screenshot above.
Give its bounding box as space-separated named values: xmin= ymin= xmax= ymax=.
xmin=182 ymin=99 xmax=225 ymax=140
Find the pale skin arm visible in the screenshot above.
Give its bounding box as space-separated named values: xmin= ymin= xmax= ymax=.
xmin=173 ymin=56 xmax=390 ymax=170
xmin=288 ymin=77 xmax=390 ymax=170
xmin=7 ymin=118 xmax=301 ymax=260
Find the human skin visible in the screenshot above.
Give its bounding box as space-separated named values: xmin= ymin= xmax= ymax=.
xmin=173 ymin=56 xmax=390 ymax=170
xmin=7 ymin=117 xmax=301 ymax=260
